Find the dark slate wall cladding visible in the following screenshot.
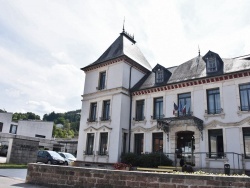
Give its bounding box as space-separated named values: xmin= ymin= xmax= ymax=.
xmin=26 ymin=163 xmax=250 ymax=188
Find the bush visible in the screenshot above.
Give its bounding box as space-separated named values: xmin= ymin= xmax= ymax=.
xmin=121 ymin=153 xmax=139 ymax=166
xmin=121 ymin=153 xmax=173 ymax=168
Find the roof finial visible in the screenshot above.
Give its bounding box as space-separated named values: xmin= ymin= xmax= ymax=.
xmin=198 ymin=45 xmax=200 ymax=56
xmin=122 ymin=17 xmax=125 ymax=32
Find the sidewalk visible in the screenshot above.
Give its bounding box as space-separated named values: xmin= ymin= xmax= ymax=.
xmin=0 ymin=176 xmax=47 ymax=188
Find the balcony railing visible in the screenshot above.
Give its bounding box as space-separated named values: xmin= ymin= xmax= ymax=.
xmin=151 ymin=114 xmax=165 ymax=120
xmin=206 ymin=152 xmax=226 ymax=159
xmin=99 ymin=116 xmax=110 ymax=121
xmin=206 ymin=108 xmax=223 ymax=114
xmin=239 ymin=105 xmax=250 ymax=111
xmin=96 ymin=85 xmax=106 ymax=90
xmin=98 ymin=150 xmax=108 ymax=156
xmin=84 ymin=150 xmax=94 ymax=155
xmin=87 ymin=117 xmax=97 ymax=122
xmin=133 ymin=116 xmax=145 ymax=121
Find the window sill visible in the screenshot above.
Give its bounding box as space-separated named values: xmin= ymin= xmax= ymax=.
xmin=132 ymin=119 xmax=147 ymax=125
xmin=96 ymin=87 xmax=106 ymax=91
xmin=237 ymin=110 xmax=250 ymax=117
xmin=150 ymin=119 xmax=157 ymax=124
xmin=204 ymin=112 xmax=225 ymax=120
xmin=87 ymin=121 xmax=98 ymax=125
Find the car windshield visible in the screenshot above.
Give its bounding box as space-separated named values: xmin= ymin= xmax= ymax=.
xmin=65 ymin=153 xmax=75 ymax=159
xmin=47 ymin=151 xmax=62 ymax=158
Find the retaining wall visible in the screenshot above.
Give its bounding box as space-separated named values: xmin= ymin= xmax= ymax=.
xmin=26 ymin=163 xmax=250 ymax=188
xmin=8 ymin=138 xmax=39 ymax=164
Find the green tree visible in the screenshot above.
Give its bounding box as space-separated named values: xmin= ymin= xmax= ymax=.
xmin=12 ymin=112 xmax=40 ymax=121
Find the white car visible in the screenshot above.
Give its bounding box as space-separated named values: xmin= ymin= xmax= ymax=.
xmin=58 ymin=152 xmax=76 ymax=166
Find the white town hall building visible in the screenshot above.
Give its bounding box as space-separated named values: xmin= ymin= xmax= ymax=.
xmin=77 ymin=29 xmax=250 ymax=171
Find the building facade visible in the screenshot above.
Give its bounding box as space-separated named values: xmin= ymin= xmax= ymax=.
xmin=77 ymin=30 xmax=250 ymax=170
xmin=0 ymin=112 xmax=59 ymax=152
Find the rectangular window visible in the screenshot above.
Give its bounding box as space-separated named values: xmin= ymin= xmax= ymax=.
xmin=9 ymin=124 xmax=17 ymax=134
xmin=99 ymin=133 xmax=108 ymax=155
xmin=178 ymin=93 xmax=191 ymax=116
xmin=239 ymin=83 xmax=250 ymax=111
xmin=35 ymin=134 xmax=46 ymax=138
xmin=207 ymin=58 xmax=217 ymax=72
xmin=86 ymin=133 xmax=95 ymax=155
xmin=0 ymin=122 xmax=3 ymax=132
xmin=156 ymin=70 xmax=164 ymax=83
xmin=89 ymin=102 xmax=97 ymax=122
xmin=99 ymin=71 xmax=106 ymax=90
xmin=153 ymin=97 xmax=163 ymax=119
xmin=207 ymin=88 xmax=221 ymax=114
xmin=102 ymin=100 xmax=110 ymax=121
xmin=152 ymin=132 xmax=163 ymax=152
xmin=208 ymin=129 xmax=224 ymax=158
xmin=243 ymin=128 xmax=250 ymax=158
xmin=134 ymin=133 xmax=144 ymax=155
xmin=135 ymin=100 xmax=144 ymax=121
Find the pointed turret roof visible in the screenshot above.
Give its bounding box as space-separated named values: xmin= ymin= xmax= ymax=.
xmin=82 ymin=31 xmax=152 ymax=71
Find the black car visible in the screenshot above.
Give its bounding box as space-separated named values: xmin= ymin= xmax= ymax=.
xmin=37 ymin=150 xmax=65 ymax=165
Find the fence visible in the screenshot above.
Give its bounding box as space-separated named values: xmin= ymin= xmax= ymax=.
xmin=154 ymin=151 xmax=244 ymax=173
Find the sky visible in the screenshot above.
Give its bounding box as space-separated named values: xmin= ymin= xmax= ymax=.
xmin=0 ymin=0 xmax=250 ymax=118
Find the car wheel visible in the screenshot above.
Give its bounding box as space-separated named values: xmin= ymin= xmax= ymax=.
xmin=65 ymin=161 xmax=68 ymax=166
xmin=47 ymin=160 xmax=52 ymax=165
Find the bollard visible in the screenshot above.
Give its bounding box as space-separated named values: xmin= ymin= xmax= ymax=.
xmin=224 ymin=163 xmax=230 ymax=175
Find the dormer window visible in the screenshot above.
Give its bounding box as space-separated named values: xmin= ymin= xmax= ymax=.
xmin=156 ymin=69 xmax=164 ymax=83
xmin=203 ymin=51 xmax=223 ymax=75
xmin=152 ymin=64 xmax=172 ymax=85
xmin=207 ymin=58 xmax=217 ymax=73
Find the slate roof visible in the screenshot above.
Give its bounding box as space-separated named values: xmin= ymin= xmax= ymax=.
xmin=82 ymin=31 xmax=152 ymax=71
xmin=135 ymin=54 xmax=250 ymax=91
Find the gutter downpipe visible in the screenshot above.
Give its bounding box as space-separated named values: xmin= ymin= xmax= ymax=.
xmin=128 ymin=65 xmax=133 ymax=153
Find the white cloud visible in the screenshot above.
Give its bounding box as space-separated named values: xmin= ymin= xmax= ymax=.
xmin=0 ymin=0 xmax=249 ymax=117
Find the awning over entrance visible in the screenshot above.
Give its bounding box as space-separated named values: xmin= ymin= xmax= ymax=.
xmin=157 ymin=116 xmax=203 ymax=141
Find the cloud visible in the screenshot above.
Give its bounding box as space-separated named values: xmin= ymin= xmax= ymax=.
xmin=27 ymin=100 xmax=66 ymax=116
xmin=0 ymin=0 xmax=249 ymax=117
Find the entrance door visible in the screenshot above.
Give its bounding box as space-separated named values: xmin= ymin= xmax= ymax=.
xmin=176 ymin=131 xmax=195 ymax=165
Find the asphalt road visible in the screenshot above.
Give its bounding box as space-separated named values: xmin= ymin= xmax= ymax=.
xmin=0 ymin=156 xmax=47 ymax=187
xmin=0 ymin=169 xmax=27 ymax=179
xmin=0 ymin=169 xmax=47 ymax=188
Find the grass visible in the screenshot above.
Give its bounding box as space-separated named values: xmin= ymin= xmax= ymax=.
xmin=0 ymin=163 xmax=27 ymax=169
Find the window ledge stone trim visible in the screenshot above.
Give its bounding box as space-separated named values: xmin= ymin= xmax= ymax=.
xmin=237 ymin=110 xmax=250 ymax=117
xmin=132 ymin=119 xmax=147 ymax=125
xmin=87 ymin=121 xmax=99 ymax=125
xmin=204 ymin=112 xmax=225 ymax=120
